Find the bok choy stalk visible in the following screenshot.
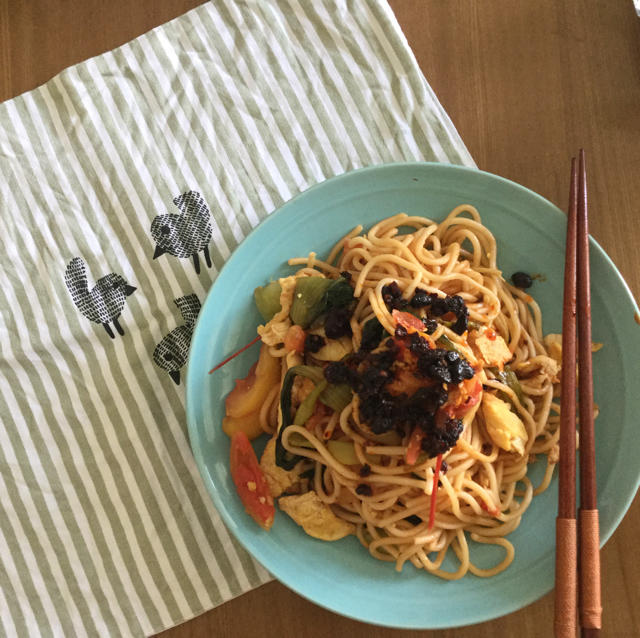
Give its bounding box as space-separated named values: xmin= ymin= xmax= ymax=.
xmin=276 ymin=365 xmax=323 ymax=469
xmin=254 ymin=281 xmax=282 ymax=321
xmin=320 ymin=383 xmax=352 ymax=412
xmin=490 ymin=365 xmax=525 ymax=405
xmin=437 ymin=334 xmax=458 ymax=352
xmin=275 ymin=365 xmax=355 ymax=469
xmin=276 ymin=365 xmax=327 ymax=470
xmin=294 ymin=380 xmax=328 ymax=426
xmin=326 ymin=440 xmax=380 ymax=465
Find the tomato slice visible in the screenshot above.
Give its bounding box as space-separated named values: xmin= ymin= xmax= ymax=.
xmin=229 ymin=431 xmax=275 ymax=530
xmin=444 ymin=375 xmax=482 ymax=419
xmin=392 ymin=309 xmax=425 ymax=332
xmin=284 ymin=324 xmax=306 ymax=354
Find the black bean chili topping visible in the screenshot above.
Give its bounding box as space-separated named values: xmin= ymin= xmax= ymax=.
xmin=323 ymin=361 xmax=358 ymax=386
xmin=326 ymin=342 xmax=467 ymax=457
xmin=410 ymin=289 xmax=434 ymax=308
xmin=324 ymin=306 xmax=353 ymax=339
xmin=511 ymin=271 xmax=533 ymax=289
xmin=405 ymin=514 xmax=423 ymax=525
xmin=420 ymin=417 xmax=463 ymax=458
xmin=321 ymin=282 xmax=474 ymax=457
xmin=359 ymin=463 xmax=371 ymax=477
xmin=382 ymin=281 xmax=408 ymax=311
xmin=422 ymin=318 xmax=438 ymax=335
xmin=304 ymin=333 xmax=325 ymax=354
xmin=408 ymin=288 xmax=470 ymax=336
xmin=355 ymin=484 xmax=373 ymax=496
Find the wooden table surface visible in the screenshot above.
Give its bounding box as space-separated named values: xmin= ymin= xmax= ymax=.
xmin=2 ymin=1 xmax=639 ymax=636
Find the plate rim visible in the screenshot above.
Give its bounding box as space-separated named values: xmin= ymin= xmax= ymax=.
xmin=185 ymin=161 xmax=640 ymax=629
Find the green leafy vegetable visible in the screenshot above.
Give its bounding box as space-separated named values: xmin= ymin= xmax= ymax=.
xmin=360 ymin=317 xmax=384 ymax=350
xmin=325 ymin=277 xmax=354 ymax=309
xmin=254 ymin=281 xmax=282 ymax=321
xmin=289 ymin=276 xmax=353 ymax=328
xmin=289 ymin=278 xmax=333 ymax=328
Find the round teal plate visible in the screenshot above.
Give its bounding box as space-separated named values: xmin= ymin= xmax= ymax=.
xmin=186 ymin=162 xmax=640 ymax=629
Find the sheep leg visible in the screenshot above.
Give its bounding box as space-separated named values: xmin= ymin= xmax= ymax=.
xmin=113 ymin=317 xmax=125 ymax=336
xmin=102 ymin=323 xmax=115 ymax=339
xmin=192 ymin=253 xmax=201 ymax=274
xmin=203 ymin=245 xmax=212 ymax=268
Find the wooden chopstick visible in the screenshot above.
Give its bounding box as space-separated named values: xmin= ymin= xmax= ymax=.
xmin=554 ymin=151 xmax=602 ymax=637
xmin=555 ymin=157 xmax=579 ymax=638
xmin=576 ymin=150 xmax=602 ymax=636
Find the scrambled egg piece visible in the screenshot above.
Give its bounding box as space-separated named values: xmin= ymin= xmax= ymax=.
xmin=544 ymin=333 xmax=602 ymax=368
xmin=515 ymin=355 xmax=560 ymax=385
xmin=258 ymin=276 xmax=297 ymax=346
xmin=544 ymin=334 xmax=562 ymax=367
xmin=259 ymin=437 xmax=302 ymax=498
xmin=481 ymin=393 xmax=528 ymax=455
xmin=278 ymin=491 xmax=355 ymax=541
xmin=470 ymin=328 xmax=512 ymax=368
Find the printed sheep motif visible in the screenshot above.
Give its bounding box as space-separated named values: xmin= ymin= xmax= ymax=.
xmin=64 ymin=257 xmax=136 ymax=338
xmin=153 ymin=294 xmax=201 ymax=385
xmin=151 ymin=191 xmax=213 ymax=274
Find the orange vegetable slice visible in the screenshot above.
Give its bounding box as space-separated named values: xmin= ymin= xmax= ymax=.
xmin=225 ymin=343 xmax=280 ymax=418
xmin=222 ymin=409 xmax=263 ymax=440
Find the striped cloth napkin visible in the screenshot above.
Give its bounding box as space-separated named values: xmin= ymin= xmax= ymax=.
xmin=0 ymin=1 xmax=474 ymax=636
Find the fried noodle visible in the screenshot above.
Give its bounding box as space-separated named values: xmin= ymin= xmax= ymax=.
xmin=256 ymin=206 xmax=561 ymax=579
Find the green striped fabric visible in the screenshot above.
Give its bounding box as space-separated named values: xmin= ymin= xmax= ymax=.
xmin=0 ymin=1 xmax=474 ymax=635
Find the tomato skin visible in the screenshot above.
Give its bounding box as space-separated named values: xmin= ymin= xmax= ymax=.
xmin=284 ymin=324 xmax=306 ymax=353
xmin=229 ymin=432 xmax=275 ymax=530
xmin=392 ymin=309 xmax=425 ymax=332
xmin=444 ymin=375 xmax=482 ymax=419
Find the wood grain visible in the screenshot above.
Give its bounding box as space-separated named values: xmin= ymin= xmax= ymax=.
xmin=2 ymin=1 xmax=639 ymax=636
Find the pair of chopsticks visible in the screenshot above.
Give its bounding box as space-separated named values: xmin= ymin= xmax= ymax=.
xmin=554 ymin=150 xmax=602 ymax=637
